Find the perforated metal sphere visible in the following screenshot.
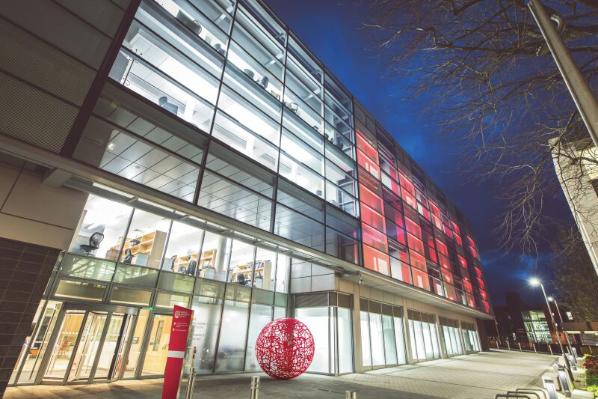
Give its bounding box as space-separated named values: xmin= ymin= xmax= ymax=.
xmin=255 ymin=318 xmax=314 ymax=380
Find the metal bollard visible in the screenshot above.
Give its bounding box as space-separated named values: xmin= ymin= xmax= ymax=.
xmin=345 ymin=391 xmax=357 ymax=399
xmin=185 ymin=347 xmax=197 ymax=399
xmin=250 ymin=376 xmax=260 ymax=399
xmin=506 ymin=341 xmax=510 ymax=351
xmin=533 ymin=342 xmax=537 ymax=353
xmin=548 ymin=344 xmax=553 ymax=355
xmin=518 ymin=343 xmax=522 ymax=351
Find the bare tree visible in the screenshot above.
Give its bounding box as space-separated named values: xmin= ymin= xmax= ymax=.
xmin=363 ymin=0 xmax=598 ymax=255
xmin=549 ymin=227 xmax=598 ymax=321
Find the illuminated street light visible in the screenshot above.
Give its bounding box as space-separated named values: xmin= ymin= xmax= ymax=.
xmin=528 ymin=277 xmax=565 ymax=355
xmin=529 ymin=277 xmax=541 ymax=287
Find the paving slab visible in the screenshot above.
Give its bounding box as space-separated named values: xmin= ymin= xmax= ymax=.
xmin=4 ymin=350 xmax=558 ymax=399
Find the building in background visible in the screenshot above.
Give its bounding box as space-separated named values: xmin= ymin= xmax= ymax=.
xmin=551 ymin=138 xmax=598 ymax=276
xmin=522 ymin=310 xmax=552 ymax=343
xmin=489 ymin=292 xmax=565 ymax=346
xmin=0 ymin=0 xmax=491 ymax=392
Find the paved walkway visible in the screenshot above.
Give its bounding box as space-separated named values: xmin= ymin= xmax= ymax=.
xmin=343 ymin=350 xmax=557 ymax=399
xmin=4 ymin=350 xmax=557 ymax=399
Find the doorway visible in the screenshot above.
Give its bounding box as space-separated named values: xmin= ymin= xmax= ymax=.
xmin=41 ymin=304 xmax=135 ymax=384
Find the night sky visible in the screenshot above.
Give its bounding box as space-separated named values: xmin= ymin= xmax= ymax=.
xmin=264 ymin=0 xmax=573 ymax=306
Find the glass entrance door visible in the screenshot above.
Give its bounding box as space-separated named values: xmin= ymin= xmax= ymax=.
xmin=68 ymin=312 xmax=108 ymax=382
xmin=41 ymin=306 xmax=135 ymax=384
xmin=44 ymin=311 xmax=85 ymax=380
xmin=94 ymin=314 xmax=126 ymax=380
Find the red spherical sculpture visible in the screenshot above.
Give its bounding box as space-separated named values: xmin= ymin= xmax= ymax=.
xmin=255 ymin=318 xmax=314 ymax=379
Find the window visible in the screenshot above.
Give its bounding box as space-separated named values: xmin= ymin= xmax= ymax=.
xmin=369 ymin=312 xmax=385 ymax=366
xmin=198 ymin=171 xmax=272 ymax=230
xmin=162 ymin=220 xmax=204 ymax=275
xmin=227 ymin=240 xmax=256 ymax=285
xmin=121 ymin=209 xmax=171 ymax=269
xmin=279 ymin=154 xmax=324 ymax=198
xmin=198 ymin=231 xmax=232 ymax=281
xmin=192 ymin=291 xmax=222 ymax=373
xmin=295 ymin=307 xmax=329 ymax=373
xmin=363 ymin=245 xmax=390 ymax=276
xmin=245 ymin=299 xmax=273 ymax=371
xmin=99 ymin=128 xmax=200 ymax=202
xmin=69 ymin=195 xmax=133 ymax=260
xmin=360 ymin=311 xmax=372 ymax=368
xmin=215 ymin=83 xmax=280 ymax=145
xmin=274 ymin=253 xmax=290 ymax=293
xmin=253 ymin=248 xmax=276 ymax=290
xmin=155 ymin=0 xmax=234 ymax=52
xmin=215 ymin=285 xmax=250 ymax=371
xmin=280 ymin=130 xmax=324 ymax=175
xmin=408 ymin=310 xmax=439 ymax=361
xmin=274 ymin=204 xmax=325 ymax=251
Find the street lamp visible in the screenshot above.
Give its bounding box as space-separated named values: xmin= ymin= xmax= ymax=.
xmin=548 ymin=296 xmax=575 ymax=360
xmin=528 ymin=277 xmax=565 ymax=355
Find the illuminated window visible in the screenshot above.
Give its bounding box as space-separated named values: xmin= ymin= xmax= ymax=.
xmin=407 ymin=234 xmax=424 ymax=255
xmin=360 ymin=204 xmax=386 ymax=233
xmin=356 ymin=131 xmax=379 ymax=163
xmin=410 ymin=251 xmax=426 ymax=271
xmin=357 ymin=149 xmax=381 ymax=179
xmin=359 ymin=184 xmax=383 ymax=213
xmin=363 ymin=245 xmax=390 ymax=275
xmin=405 ymin=217 xmax=422 ymax=238
xmin=412 ymin=269 xmax=430 ymax=291
xmin=362 ymin=224 xmax=388 ymax=253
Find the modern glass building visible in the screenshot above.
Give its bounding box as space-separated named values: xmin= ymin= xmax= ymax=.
xmin=0 ymin=0 xmax=491 ymax=390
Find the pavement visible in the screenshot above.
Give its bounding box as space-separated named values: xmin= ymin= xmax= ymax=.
xmin=4 ymin=350 xmax=557 ymax=399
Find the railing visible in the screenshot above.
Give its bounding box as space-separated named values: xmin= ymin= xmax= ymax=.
xmin=487 ymin=338 xmax=597 ymax=356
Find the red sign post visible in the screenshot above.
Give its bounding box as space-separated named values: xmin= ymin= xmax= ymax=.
xmin=162 ymin=305 xmax=193 ymax=399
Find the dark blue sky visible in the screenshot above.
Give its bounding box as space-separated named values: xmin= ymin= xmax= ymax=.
xmin=264 ymin=0 xmax=568 ymax=306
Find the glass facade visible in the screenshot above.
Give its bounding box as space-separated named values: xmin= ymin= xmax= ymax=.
xmin=87 ymin=0 xmax=492 ymax=315
xmin=360 ymin=299 xmax=407 ymax=370
xmin=294 ymin=292 xmax=354 ymax=375
xmin=8 ymin=0 xmax=489 ymax=388
xmin=439 ymin=317 xmax=464 ymax=357
xmin=461 ymin=322 xmax=482 ymax=352
xmin=407 ymin=310 xmax=441 ymax=362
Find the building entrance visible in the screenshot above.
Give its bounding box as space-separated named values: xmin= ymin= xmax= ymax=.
xmin=42 ymin=306 xmax=134 ymax=384
xmin=10 ymin=302 xmax=138 ymax=386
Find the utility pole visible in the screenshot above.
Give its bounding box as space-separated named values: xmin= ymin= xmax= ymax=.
xmin=528 ymin=0 xmax=598 ymax=148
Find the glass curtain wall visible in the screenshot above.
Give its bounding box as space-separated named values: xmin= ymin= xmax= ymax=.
xmin=439 ymin=317 xmax=464 ymax=356
xmin=360 ymin=299 xmax=406 ymax=370
xmin=407 ymin=310 xmax=441 ymax=362
xmin=99 ymin=0 xmax=488 ymax=314
xmin=101 ymin=0 xmax=364 ymax=268
xmin=294 ymin=292 xmax=354 ymax=375
xmin=31 ymin=191 xmax=294 ymax=377
xmin=461 ymin=322 xmax=481 ymax=352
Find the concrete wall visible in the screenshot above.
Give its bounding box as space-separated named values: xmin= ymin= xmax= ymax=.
xmin=552 ymin=142 xmax=598 ymax=276
xmin=0 ymin=162 xmax=87 ymax=249
xmin=0 ymin=160 xmax=87 ymax=394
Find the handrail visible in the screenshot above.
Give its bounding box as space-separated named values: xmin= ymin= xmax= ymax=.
xmin=516 ymin=388 xmax=547 ymax=399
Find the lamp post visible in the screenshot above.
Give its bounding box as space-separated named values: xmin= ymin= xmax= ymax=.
xmin=527 ymin=0 xmax=598 ymax=149
xmin=548 ymin=296 xmax=575 ymax=360
xmin=528 ymin=278 xmax=565 ymax=355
